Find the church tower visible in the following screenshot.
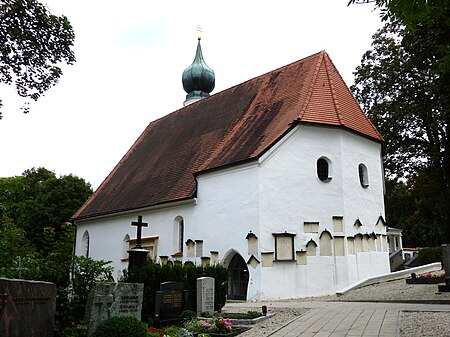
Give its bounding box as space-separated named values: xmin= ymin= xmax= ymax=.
xmin=182 ymin=37 xmax=215 ymax=106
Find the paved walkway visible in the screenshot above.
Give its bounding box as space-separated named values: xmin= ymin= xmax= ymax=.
xmin=225 ymin=301 xmax=450 ymax=337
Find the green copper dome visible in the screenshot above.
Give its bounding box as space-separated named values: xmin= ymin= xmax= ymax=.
xmin=182 ymin=37 xmax=215 ymax=102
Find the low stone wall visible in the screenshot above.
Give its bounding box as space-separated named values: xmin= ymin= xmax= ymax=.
xmin=336 ymin=262 xmax=442 ymax=296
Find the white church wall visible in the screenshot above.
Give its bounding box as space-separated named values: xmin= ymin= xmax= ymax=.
xmin=195 ymin=162 xmax=261 ymax=299
xmin=74 ymin=123 xmax=388 ymax=299
xmin=340 ymin=133 xmax=386 ymax=235
xmin=256 ymin=124 xmax=389 ymax=298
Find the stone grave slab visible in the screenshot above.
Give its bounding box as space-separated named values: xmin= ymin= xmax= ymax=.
xmin=0 ymin=278 xmax=57 ymax=337
xmin=438 ymin=244 xmax=450 ymax=292
xmin=85 ymin=282 xmax=144 ymax=336
xmin=154 ymin=281 xmax=188 ymax=326
xmin=197 ymin=277 xmax=214 ymax=315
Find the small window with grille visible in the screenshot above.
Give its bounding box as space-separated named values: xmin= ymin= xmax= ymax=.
xmin=317 ymin=157 xmax=331 ymax=182
xmin=358 ymin=163 xmax=369 ymax=188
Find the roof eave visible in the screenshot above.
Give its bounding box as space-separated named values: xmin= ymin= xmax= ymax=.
xmin=71 ymin=197 xmax=197 ymax=223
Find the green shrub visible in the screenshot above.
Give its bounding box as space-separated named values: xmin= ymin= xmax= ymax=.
xmin=418 ymin=246 xmax=443 ymax=265
xmin=161 ymin=326 xmax=179 ymax=336
xmin=222 ymin=311 xmax=262 ymax=319
xmin=180 ymin=309 xmax=197 ymax=322
xmin=92 ymin=316 xmax=147 ymax=337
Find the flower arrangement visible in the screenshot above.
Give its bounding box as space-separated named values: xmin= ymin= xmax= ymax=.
xmin=182 ymin=317 xmax=236 ymax=335
xmin=417 ymin=270 xmax=445 ymax=278
xmin=146 ymin=316 xmax=245 ymax=336
xmin=406 ymin=270 xmax=446 ymax=284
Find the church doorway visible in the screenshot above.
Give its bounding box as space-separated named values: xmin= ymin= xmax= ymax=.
xmin=227 ymin=254 xmax=249 ymax=300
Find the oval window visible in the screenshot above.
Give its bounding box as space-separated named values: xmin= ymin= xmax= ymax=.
xmin=359 ymin=163 xmax=369 ymax=188
xmin=317 ymin=158 xmax=331 ymax=182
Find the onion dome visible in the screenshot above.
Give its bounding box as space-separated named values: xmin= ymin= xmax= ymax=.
xmin=182 ymin=37 xmax=215 ymax=105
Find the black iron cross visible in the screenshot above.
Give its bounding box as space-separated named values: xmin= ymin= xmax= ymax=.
xmin=131 ymin=216 xmax=148 ymax=248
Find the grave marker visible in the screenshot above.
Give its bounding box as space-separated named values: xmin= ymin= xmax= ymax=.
xmin=442 ymin=244 xmax=450 ymax=277
xmin=0 ymin=278 xmax=56 ymax=337
xmin=128 ymin=216 xmax=149 ymax=269
xmin=85 ymin=282 xmax=144 ymax=336
xmin=438 ymin=244 xmax=450 ymax=292
xmin=197 ymin=277 xmax=214 ymax=315
xmin=154 ymin=281 xmax=188 ymax=326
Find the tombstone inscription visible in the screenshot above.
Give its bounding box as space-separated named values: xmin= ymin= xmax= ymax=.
xmin=0 ymin=278 xmax=57 ymax=337
xmin=197 ymin=277 xmax=214 ymax=315
xmin=85 ymin=282 xmax=144 ymax=336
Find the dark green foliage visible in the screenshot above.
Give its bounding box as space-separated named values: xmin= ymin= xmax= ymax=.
xmin=385 ymin=175 xmax=446 ymax=247
xmin=418 ymin=247 xmax=443 ymax=265
xmin=0 ymin=0 xmax=75 ymax=117
xmin=124 ymin=262 xmax=228 ymax=320
xmin=53 ymin=255 xmax=113 ymax=337
xmin=352 ymin=22 xmax=450 ymax=244
xmin=221 ymin=311 xmax=262 ymax=320
xmin=0 ymin=167 xmax=92 ymax=250
xmin=0 ymin=167 xmax=97 ymax=337
xmin=92 ymin=316 xmax=147 ymax=337
xmin=180 ymin=309 xmax=197 ymax=322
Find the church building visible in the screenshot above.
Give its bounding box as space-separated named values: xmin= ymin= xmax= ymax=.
xmin=72 ymin=38 xmax=390 ymax=300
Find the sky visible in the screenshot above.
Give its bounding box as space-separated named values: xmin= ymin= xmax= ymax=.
xmin=0 ymin=1 xmax=382 ymax=189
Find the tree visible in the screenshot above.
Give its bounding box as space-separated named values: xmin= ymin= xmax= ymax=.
xmin=0 ymin=215 xmax=40 ymax=279
xmin=0 ymin=167 xmax=92 ymax=248
xmin=0 ymin=0 xmax=75 ymax=118
xmin=352 ymin=22 xmax=450 ymax=243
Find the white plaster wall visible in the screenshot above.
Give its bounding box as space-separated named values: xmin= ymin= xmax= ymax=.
xmin=256 ymin=124 xmax=389 ymax=299
xmin=194 ymin=163 xmax=260 ymax=299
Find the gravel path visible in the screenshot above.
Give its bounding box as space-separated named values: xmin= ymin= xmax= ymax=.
xmin=400 ymin=311 xmax=450 ymax=337
xmin=222 ymin=277 xmax=450 ymax=337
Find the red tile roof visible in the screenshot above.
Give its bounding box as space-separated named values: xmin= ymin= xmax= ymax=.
xmin=73 ymin=51 xmax=383 ymax=220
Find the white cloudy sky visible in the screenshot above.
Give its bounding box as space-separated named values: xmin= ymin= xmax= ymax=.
xmin=0 ymin=0 xmax=382 ymax=189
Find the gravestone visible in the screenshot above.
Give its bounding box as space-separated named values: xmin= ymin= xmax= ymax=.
xmin=85 ymin=282 xmax=144 ymax=336
xmin=0 ymin=278 xmax=56 ymax=337
xmin=154 ymin=281 xmax=188 ymax=326
xmin=442 ymin=244 xmax=450 ymax=276
xmin=438 ymin=244 xmax=450 ymax=292
xmin=197 ymin=277 xmax=214 ymax=315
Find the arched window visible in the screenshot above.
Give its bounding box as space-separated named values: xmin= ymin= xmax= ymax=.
xmin=359 ymin=163 xmax=369 ymax=188
xmin=122 ymin=234 xmax=130 ymax=259
xmin=317 ymin=157 xmax=332 ymax=182
xmin=81 ymin=230 xmax=90 ymax=257
xmin=173 ymin=216 xmax=184 ymax=254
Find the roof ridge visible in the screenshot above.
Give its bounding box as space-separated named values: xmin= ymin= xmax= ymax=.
xmin=323 ymin=52 xmax=344 ymax=125
xmin=297 ymin=51 xmax=325 ymax=120
xmin=322 ymin=53 xmax=384 ymax=141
